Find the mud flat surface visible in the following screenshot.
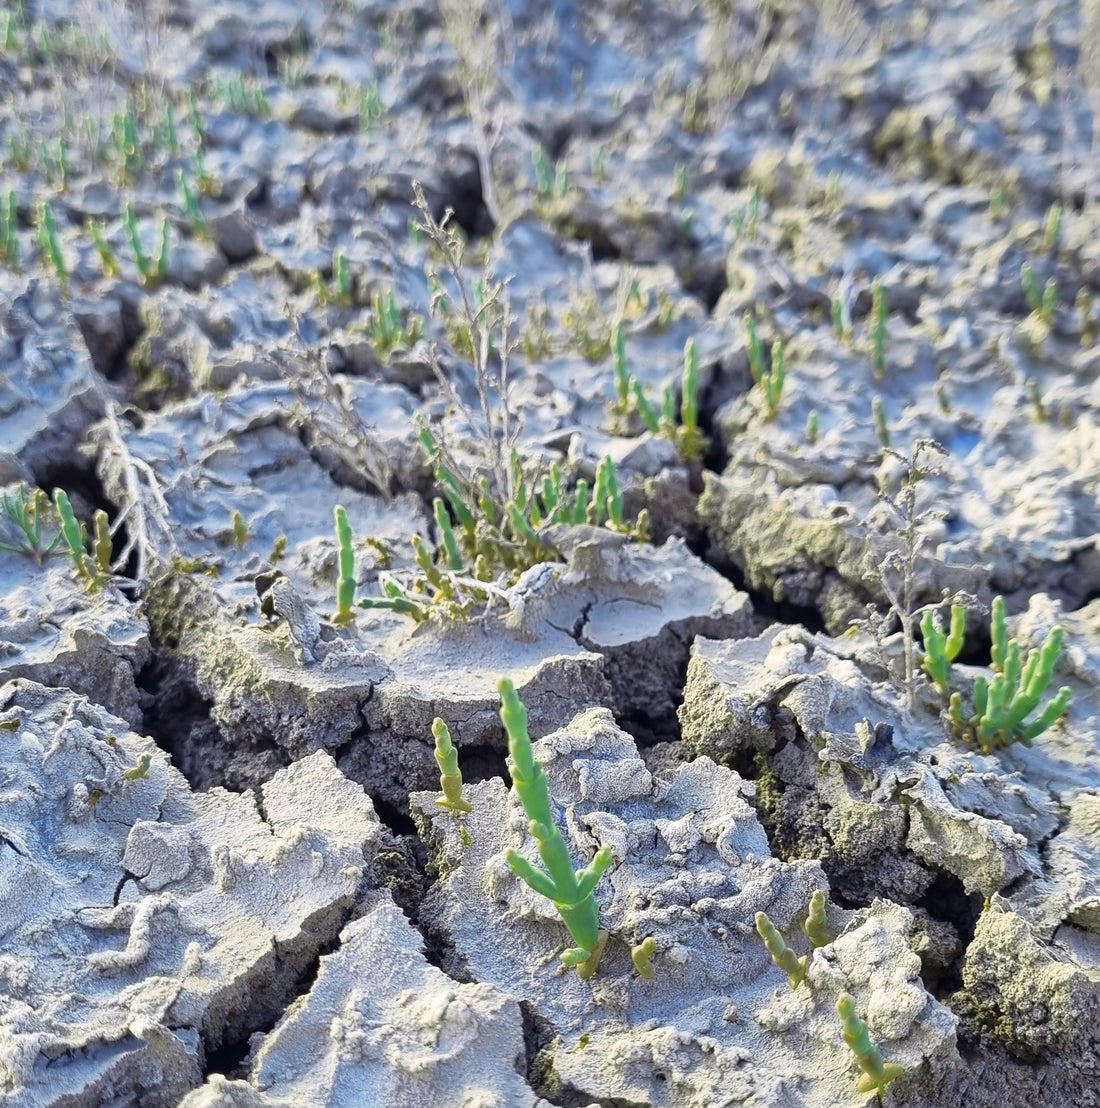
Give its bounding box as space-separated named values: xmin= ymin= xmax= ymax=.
xmin=3 ymin=1 xmax=1100 ymax=1105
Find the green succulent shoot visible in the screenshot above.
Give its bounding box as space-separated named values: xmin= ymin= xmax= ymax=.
xmin=499 ymin=678 xmax=613 ymax=977
xmin=432 ymin=717 xmax=472 ymax=815
xmin=836 ymin=992 xmax=905 ymax=1096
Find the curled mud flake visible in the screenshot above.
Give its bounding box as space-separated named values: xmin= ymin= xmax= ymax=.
xmin=85 ymin=893 xmax=175 ymax=974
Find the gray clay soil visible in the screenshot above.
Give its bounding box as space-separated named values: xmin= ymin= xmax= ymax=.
xmin=3 ymin=1 xmax=1100 ymax=1106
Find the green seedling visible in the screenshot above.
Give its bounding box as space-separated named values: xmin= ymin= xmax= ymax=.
xmin=333 ymin=250 xmax=351 ymax=306
xmin=806 ymin=409 xmax=820 ymax=445
xmin=112 ymin=108 xmax=143 ymax=179
xmin=831 ymin=295 xmax=848 ymax=342
xmin=176 ymin=169 xmax=206 ymax=236
xmin=631 ymin=936 xmax=658 ymax=979
xmin=0 ymin=189 xmax=18 ymax=266
xmin=760 ymin=340 xmax=785 ymax=420
xmin=231 ymin=511 xmax=249 ymax=547
xmin=1026 ymin=377 xmax=1045 ymax=421
xmin=0 ymin=719 xmax=19 ymax=732
xmin=675 ymin=336 xmax=706 ymax=460
xmin=269 ymin=535 xmax=287 ymax=562
xmin=366 ymin=288 xmax=422 ymax=355
xmin=672 ymin=162 xmax=688 ymax=202
xmin=36 ymin=201 xmax=66 ymax=285
xmin=988 ymin=185 xmax=1005 ymax=220
xmin=755 ymin=910 xmax=808 ymax=989
xmin=611 ymin=322 xmax=629 ymax=408
xmin=1020 ymin=262 xmax=1042 ymax=313
xmin=359 ymin=81 xmax=383 ymax=128
xmin=870 ymin=279 xmax=888 ymax=380
xmin=802 ymin=889 xmax=830 ymax=948
xmin=1076 ymin=287 xmax=1095 ymax=346
xmin=591 ymin=144 xmax=606 ymax=181
xmin=1042 ymin=200 xmax=1062 ymax=253
xmin=0 ymin=485 xmax=61 ymax=562
xmin=920 ymin=604 xmax=966 ymax=695
xmin=122 ymin=752 xmax=152 ymax=781
xmin=1040 ymin=277 xmax=1059 ymax=324
xmin=837 ymin=992 xmax=905 ymax=1096
xmin=948 ymin=597 xmax=1072 ymax=752
xmin=89 ymin=220 xmax=120 ymax=277
xmin=935 ymin=382 xmax=950 ymax=413
xmin=744 ymin=312 xmax=765 ymax=382
xmin=499 ymin=678 xmax=614 ymax=977
xmin=332 ymin=505 xmax=357 ymax=624
xmin=872 ymin=396 xmax=889 ymax=447
xmin=432 ymin=717 xmax=472 ymax=814
xmin=53 ymin=489 xmax=110 ymax=591
xmin=122 ymin=202 xmax=167 ymax=288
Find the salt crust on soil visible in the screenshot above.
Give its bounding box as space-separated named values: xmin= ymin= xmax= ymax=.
xmin=0 ymin=681 xmax=379 ymax=1108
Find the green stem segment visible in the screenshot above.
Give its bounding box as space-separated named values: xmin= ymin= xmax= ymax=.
xmin=837 ymin=992 xmax=905 ymax=1095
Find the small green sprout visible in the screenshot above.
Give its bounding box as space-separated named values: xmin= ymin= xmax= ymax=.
xmin=837 ymin=992 xmax=905 ymax=1096
xmin=0 ymin=719 xmax=19 ymax=732
xmin=231 ymin=511 xmax=249 ymax=547
xmin=112 ymin=107 xmax=143 ymax=179
xmin=176 ymin=168 xmax=205 ymax=236
xmin=760 ymin=340 xmax=785 ymax=420
xmin=122 ymin=202 xmax=168 ymax=288
xmin=122 ymin=752 xmax=153 ymax=781
xmin=499 ymin=678 xmax=613 ymax=977
xmin=831 ymin=296 xmax=848 ymax=342
xmin=359 ymin=81 xmax=383 ymax=129
xmin=1040 ymin=276 xmax=1059 ymax=325
xmin=872 ymin=396 xmax=889 ymax=447
xmin=948 ymin=597 xmax=1072 ymax=752
xmin=1026 ymin=377 xmax=1045 ymax=421
xmin=805 ymin=409 xmax=820 ymax=445
xmin=870 ymin=280 xmax=888 ymax=380
xmin=432 ymin=717 xmax=472 ymax=814
xmin=1042 ymin=200 xmax=1062 ymax=253
xmin=1076 ymin=287 xmax=1095 ymax=346
xmin=631 ymin=936 xmax=658 ymax=979
xmin=333 ymin=250 xmax=351 ymax=306
xmin=36 ymin=200 xmax=66 ymax=285
xmin=89 ymin=220 xmax=120 ymax=277
xmin=269 ymin=535 xmax=287 ymax=562
xmin=53 ymin=489 xmax=110 ymax=591
xmin=591 ymin=144 xmax=606 ymax=181
xmin=920 ymin=604 xmax=966 ymax=695
xmin=935 ymin=381 xmax=950 ymax=413
xmin=988 ymin=185 xmax=1005 ymax=220
xmin=0 ymin=485 xmax=61 ymax=562
xmin=1 ymin=188 xmax=18 ymax=267
xmin=1020 ymin=262 xmax=1042 ymax=313
xmin=755 ymin=910 xmax=807 ymax=989
xmin=672 ymin=162 xmax=688 ymax=202
xmin=744 ymin=312 xmax=765 ymax=382
xmin=802 ymin=889 xmax=830 ymax=948
xmin=366 ymin=288 xmax=422 ymax=356
xmin=630 ymin=378 xmax=660 ymax=433
xmin=332 ymin=505 xmax=357 ymax=625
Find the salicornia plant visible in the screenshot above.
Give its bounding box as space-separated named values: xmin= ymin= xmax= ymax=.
xmin=432 ymin=717 xmax=472 ymax=814
xmin=947 ymin=597 xmax=1071 ymax=752
xmin=837 ymin=992 xmax=905 ymax=1096
xmin=0 ymin=485 xmax=61 ymax=562
xmin=498 ymin=678 xmax=613 ymax=977
xmin=36 ymin=200 xmax=66 ymax=284
xmin=53 ymin=489 xmax=111 ymax=592
xmin=870 ymin=279 xmax=888 ymax=380
xmin=755 ymin=892 xmax=830 ymax=991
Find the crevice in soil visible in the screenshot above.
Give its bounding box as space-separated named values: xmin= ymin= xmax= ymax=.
xmin=135 ymin=654 xmax=289 ymax=792
xmin=199 ymin=908 xmax=354 ymax=1082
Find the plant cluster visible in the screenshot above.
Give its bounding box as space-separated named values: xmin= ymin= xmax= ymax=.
xmin=336 ymin=438 xmax=646 ymax=624
xmin=921 ymin=597 xmax=1072 ymax=752
xmin=609 ymin=326 xmax=707 ymax=461
xmin=754 ymin=889 xmax=829 ymax=990
xmin=744 ymin=312 xmax=786 ymax=420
